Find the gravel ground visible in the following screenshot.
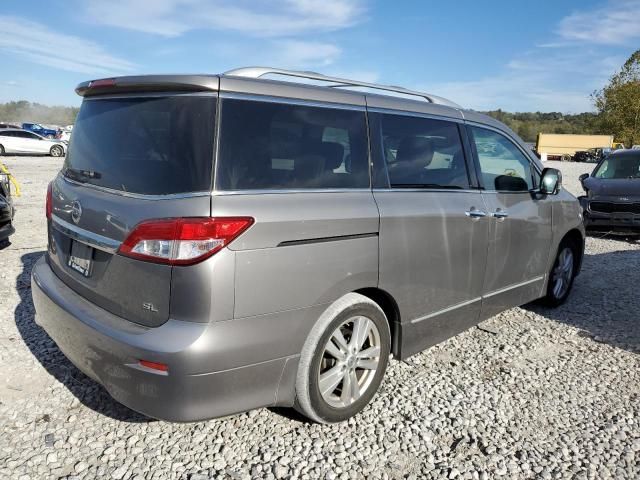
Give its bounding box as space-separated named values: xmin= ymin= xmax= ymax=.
xmin=0 ymin=158 xmax=639 ymax=480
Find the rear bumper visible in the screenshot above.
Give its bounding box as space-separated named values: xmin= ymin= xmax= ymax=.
xmin=31 ymin=255 xmax=296 ymax=422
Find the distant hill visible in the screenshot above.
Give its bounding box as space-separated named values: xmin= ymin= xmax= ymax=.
xmin=482 ymin=110 xmax=603 ymax=143
xmin=0 ymin=101 xmax=79 ymax=127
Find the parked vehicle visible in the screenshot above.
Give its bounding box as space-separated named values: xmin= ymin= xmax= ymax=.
xmin=579 ymin=149 xmax=640 ymax=234
xmin=31 ymin=68 xmax=585 ymax=423
xmin=0 ymin=129 xmax=66 ymax=157
xmin=536 ymin=133 xmax=616 ymax=161
xmin=56 ymin=126 xmax=72 ymax=144
xmin=21 ymin=122 xmax=58 ymax=139
xmin=0 ymin=122 xmax=20 ymax=129
xmin=0 ymin=164 xmax=15 ymax=243
xmin=632 ymin=145 xmax=640 ymax=150
xmin=573 ymin=150 xmax=598 ymax=163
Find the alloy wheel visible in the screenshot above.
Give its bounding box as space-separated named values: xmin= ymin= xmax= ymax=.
xmin=552 ymin=247 xmax=574 ymax=299
xmin=317 ymin=316 xmax=381 ymax=409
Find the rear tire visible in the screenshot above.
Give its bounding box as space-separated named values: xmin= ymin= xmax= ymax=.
xmin=295 ymin=293 xmax=390 ymax=423
xmin=50 ymin=145 xmax=64 ymax=157
xmin=541 ymin=239 xmax=577 ymax=307
xmin=0 ymin=145 xmax=4 ymax=156
xmin=561 ymin=154 xmax=572 ymax=162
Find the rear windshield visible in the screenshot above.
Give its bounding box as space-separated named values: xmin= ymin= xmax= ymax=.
xmin=216 ymin=98 xmax=369 ymax=190
xmin=64 ymin=95 xmax=216 ymax=195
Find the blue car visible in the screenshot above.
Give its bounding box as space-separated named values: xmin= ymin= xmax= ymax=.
xmin=22 ymin=122 xmax=57 ymax=139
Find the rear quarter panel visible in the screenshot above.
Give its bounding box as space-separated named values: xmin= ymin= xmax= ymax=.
xmin=211 ymin=191 xmax=380 ymax=319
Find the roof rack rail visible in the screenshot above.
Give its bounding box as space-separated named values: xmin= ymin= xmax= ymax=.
xmin=223 ymin=67 xmax=461 ymax=108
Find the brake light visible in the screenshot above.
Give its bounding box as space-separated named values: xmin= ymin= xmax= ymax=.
xmin=89 ymin=78 xmax=116 ymax=88
xmin=118 ymin=217 xmax=254 ymax=266
xmin=46 ymin=182 xmax=52 ymax=219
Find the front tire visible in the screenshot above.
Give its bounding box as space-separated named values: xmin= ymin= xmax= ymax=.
xmin=0 ymin=144 xmax=4 ymax=156
xmin=295 ymin=293 xmax=390 ymax=423
xmin=561 ymin=154 xmax=572 ymax=162
xmin=50 ymin=145 xmax=64 ymax=157
xmin=541 ymin=240 xmax=577 ymax=307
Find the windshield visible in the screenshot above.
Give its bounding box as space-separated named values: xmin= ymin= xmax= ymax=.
xmin=64 ymin=95 xmax=216 ymax=195
xmin=593 ymin=154 xmax=640 ymax=179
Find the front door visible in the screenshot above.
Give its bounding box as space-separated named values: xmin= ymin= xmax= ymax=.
xmin=25 ymin=132 xmax=49 ymax=153
xmin=372 ymin=112 xmax=489 ymax=358
xmin=467 ymin=126 xmax=552 ymax=319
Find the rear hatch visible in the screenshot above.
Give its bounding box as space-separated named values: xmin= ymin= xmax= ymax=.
xmin=47 ymin=92 xmax=217 ymax=327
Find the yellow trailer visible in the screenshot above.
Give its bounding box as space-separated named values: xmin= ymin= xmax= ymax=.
xmin=536 ymin=133 xmax=614 ymax=161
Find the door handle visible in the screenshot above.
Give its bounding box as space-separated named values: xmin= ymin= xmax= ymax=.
xmin=492 ymin=209 xmax=509 ymax=219
xmin=465 ymin=209 xmax=487 ymax=218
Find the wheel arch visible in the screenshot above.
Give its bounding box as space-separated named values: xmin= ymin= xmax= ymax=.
xmin=354 ymin=287 xmax=402 ymax=358
xmin=560 ymin=228 xmax=585 ymax=275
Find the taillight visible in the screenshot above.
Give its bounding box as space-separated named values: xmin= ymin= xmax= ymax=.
xmin=118 ymin=217 xmax=254 ymax=266
xmin=138 ymin=360 xmax=168 ymax=372
xmin=46 ymin=182 xmax=52 ymax=219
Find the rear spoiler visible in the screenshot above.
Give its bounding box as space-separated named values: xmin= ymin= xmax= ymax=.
xmin=75 ymin=75 xmax=220 ymax=97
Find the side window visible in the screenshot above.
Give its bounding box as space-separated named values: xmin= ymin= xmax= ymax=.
xmin=470 ymin=127 xmax=533 ymax=192
xmin=381 ymin=114 xmax=469 ymax=189
xmin=217 ymin=99 xmax=369 ymax=190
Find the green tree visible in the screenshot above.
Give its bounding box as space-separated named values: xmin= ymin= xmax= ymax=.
xmin=593 ymin=49 xmax=640 ymax=147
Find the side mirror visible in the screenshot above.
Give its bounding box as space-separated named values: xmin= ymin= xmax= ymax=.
xmin=540 ymin=167 xmax=562 ymax=195
xmin=579 ymin=173 xmax=589 ymax=183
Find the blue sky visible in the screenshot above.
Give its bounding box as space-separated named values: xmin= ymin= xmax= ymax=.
xmin=1 ymin=0 xmax=639 ymax=112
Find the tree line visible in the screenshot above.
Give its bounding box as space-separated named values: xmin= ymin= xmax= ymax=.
xmin=0 ymin=100 xmax=79 ymax=127
xmin=482 ymin=110 xmax=601 ymax=143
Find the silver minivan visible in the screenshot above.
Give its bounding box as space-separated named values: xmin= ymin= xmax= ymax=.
xmin=31 ymin=68 xmax=585 ymax=423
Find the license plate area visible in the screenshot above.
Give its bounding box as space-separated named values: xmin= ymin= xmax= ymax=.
xmin=67 ymin=240 xmax=94 ymax=277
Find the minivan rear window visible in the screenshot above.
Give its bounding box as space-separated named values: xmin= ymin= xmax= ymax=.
xmin=64 ymin=95 xmax=216 ymax=195
xmin=216 ymin=99 xmax=369 ymax=190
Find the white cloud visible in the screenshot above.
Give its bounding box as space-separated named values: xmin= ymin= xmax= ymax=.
xmin=0 ymin=16 xmax=135 ymax=74
xmin=424 ymin=50 xmax=622 ymax=113
xmin=426 ymin=76 xmax=594 ymax=113
xmin=81 ymin=0 xmax=365 ymax=38
xmin=421 ymin=2 xmax=638 ymax=112
xmin=274 ymin=40 xmax=341 ymax=67
xmin=558 ymin=0 xmax=640 ymax=45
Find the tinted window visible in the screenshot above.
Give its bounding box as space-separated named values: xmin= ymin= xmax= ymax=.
xmin=64 ymin=96 xmax=216 ymax=195
xmin=14 ymin=131 xmax=36 ymax=138
xmin=593 ymin=154 xmax=640 ymax=179
xmin=216 ymin=99 xmax=369 ymax=190
xmin=470 ymin=127 xmax=533 ymax=192
xmin=380 ymin=114 xmax=469 ymax=189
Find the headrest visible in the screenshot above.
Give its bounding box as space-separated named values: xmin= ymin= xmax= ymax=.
xmin=318 ymin=142 xmax=345 ymax=170
xmin=395 ymin=136 xmax=434 ymax=166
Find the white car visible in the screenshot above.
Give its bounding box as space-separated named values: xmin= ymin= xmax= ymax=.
xmin=0 ymin=129 xmax=66 ymax=157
